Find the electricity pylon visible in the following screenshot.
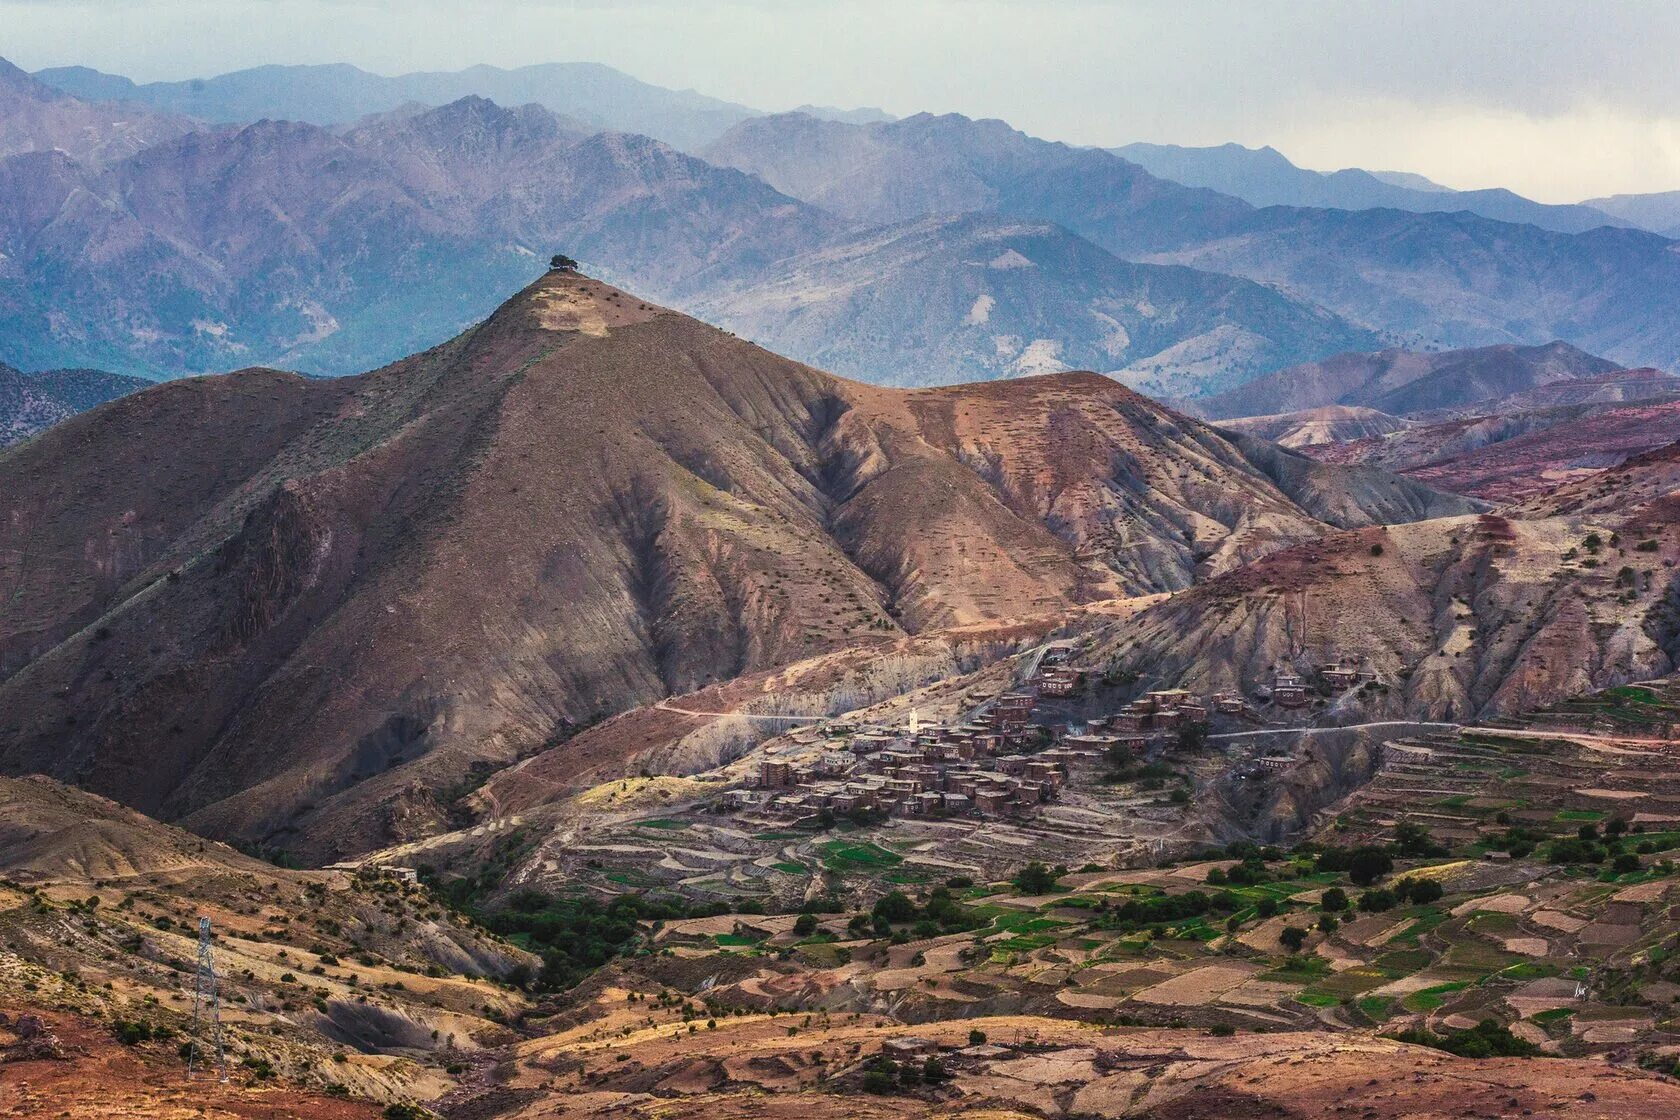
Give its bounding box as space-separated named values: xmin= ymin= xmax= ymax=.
xmin=187 ymin=916 xmax=228 ymax=1082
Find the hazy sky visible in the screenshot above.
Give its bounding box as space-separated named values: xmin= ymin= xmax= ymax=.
xmin=5 ymin=0 xmax=1680 ymax=202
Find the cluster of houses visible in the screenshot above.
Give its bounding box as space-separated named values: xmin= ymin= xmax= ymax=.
xmin=1059 ymin=688 xmax=1210 ymax=753
xmin=1262 ymin=659 xmax=1376 ymax=708
xmin=720 ymin=644 xmax=1384 ymax=823
xmin=729 ymin=677 xmax=1117 ymax=821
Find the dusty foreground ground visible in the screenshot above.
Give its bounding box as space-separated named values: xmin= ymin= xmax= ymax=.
xmin=11 ymin=999 xmax=1680 ymax=1120
xmin=469 ymin=999 xmax=1680 ymax=1119
xmin=0 ymin=1010 xmax=381 ymax=1119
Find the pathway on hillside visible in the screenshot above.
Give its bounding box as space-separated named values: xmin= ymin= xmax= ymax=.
xmin=1209 ymin=721 xmax=1461 ymax=741
xmin=653 ymin=699 xmax=827 ymax=722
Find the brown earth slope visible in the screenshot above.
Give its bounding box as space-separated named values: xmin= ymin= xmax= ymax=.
xmin=1090 ymin=510 xmax=1680 ymax=722
xmin=1303 ymin=393 xmax=1680 ymax=502
xmin=1216 ymin=403 xmax=1413 ymax=449
xmin=0 ymin=774 xmax=531 ymax=1112
xmin=0 ymin=270 xmax=1464 ymax=861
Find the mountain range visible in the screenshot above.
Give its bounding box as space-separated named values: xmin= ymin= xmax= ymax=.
xmin=33 ymin=60 xmax=757 ymax=150
xmin=1113 ymin=141 xmax=1634 ymax=235
xmin=682 ymin=212 xmax=1379 ymax=394
xmin=0 ymin=89 xmax=842 ymax=375
xmin=1586 ymin=189 xmax=1680 ymax=238
xmin=703 ymin=112 xmax=1680 ymax=372
xmin=0 ymin=269 xmax=1473 ymax=860
xmin=7 ymin=56 xmax=1680 ymax=404
xmin=0 ymin=57 xmax=192 ymax=165
xmin=1210 ymin=349 xmax=1680 ymax=502
xmin=9 ymin=270 xmax=1674 ymax=873
xmin=0 ymin=68 xmax=1373 ymax=391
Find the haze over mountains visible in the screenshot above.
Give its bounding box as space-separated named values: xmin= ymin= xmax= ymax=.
xmin=684 ymin=212 xmax=1378 ymax=394
xmin=0 ymin=57 xmax=192 ymax=164
xmin=1114 ymin=141 xmax=1636 ymax=235
xmin=1587 ymin=189 xmax=1680 ymax=238
xmin=6 ymin=55 xmax=1680 ymax=399
xmin=34 ymin=60 xmax=762 ymax=150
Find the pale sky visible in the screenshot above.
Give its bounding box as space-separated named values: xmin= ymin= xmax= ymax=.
xmin=4 ymin=0 xmax=1680 ymax=202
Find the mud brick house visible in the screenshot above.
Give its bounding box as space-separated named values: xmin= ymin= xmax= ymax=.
xmin=1321 ymin=663 xmax=1360 ymax=690
xmin=1037 ymin=665 xmax=1084 ymax=697
xmin=991 ymin=692 xmax=1036 ymax=729
xmin=1271 ymin=672 xmax=1310 ymax=708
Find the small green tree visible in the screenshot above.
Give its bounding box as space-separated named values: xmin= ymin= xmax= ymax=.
xmin=872 ymin=891 xmax=917 ymax=924
xmin=1347 ymin=847 xmax=1394 ymax=886
xmin=1013 ymin=861 xmax=1059 ymax=894
xmin=1320 ymin=886 xmax=1349 ymax=913
xmin=1279 ymin=926 xmax=1308 ymax=951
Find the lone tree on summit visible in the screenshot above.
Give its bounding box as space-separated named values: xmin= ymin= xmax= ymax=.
xmin=549 ymin=253 xmax=579 ymax=272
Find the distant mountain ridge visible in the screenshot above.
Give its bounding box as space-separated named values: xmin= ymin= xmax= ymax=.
xmin=1586 ymin=189 xmax=1680 ymax=238
xmin=684 ymin=212 xmax=1380 ymax=394
xmin=0 ymin=56 xmax=192 ymax=165
xmin=32 ymin=61 xmax=886 ymax=151
xmin=1197 ymin=341 xmax=1621 ymax=420
xmin=0 ymin=93 xmax=844 ymax=376
xmin=1114 ymin=141 xmax=1631 ymax=235
xmin=702 ymin=111 xmax=1254 ymax=253
xmin=706 ymin=112 xmax=1680 ymax=375
xmin=10 ymin=58 xmax=1680 ymax=399
xmin=0 ymin=76 xmax=1372 ymax=395
xmin=0 ymin=361 xmax=152 ymax=446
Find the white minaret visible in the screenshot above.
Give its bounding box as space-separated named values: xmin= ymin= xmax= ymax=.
xmin=909 ymin=708 xmax=921 ymax=736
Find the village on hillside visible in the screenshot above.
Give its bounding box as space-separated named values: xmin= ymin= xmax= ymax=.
xmin=727 ymin=641 xmax=1384 ymax=827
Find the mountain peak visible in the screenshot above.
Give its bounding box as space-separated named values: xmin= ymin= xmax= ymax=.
xmin=497 ymin=267 xmax=671 ymax=338
xmin=0 ymin=55 xmax=60 ymax=100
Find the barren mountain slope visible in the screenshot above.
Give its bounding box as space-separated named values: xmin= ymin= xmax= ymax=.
xmin=1286 ymin=369 xmax=1680 ymax=502
xmin=0 ymin=360 xmax=152 ymax=446
xmin=1090 ymin=512 xmax=1680 ymax=722
xmin=1198 ymin=340 xmax=1620 ymax=420
xmin=1514 ymin=438 xmax=1680 ymax=519
xmin=683 ymin=212 xmax=1378 ymax=394
xmin=0 ymin=56 xmax=193 ymax=166
xmin=0 ymin=92 xmax=843 ymax=375
xmin=0 ymin=271 xmax=1453 ymax=861
xmin=0 ymin=774 xmax=530 ymax=1113
xmin=1216 ymin=404 xmax=1413 ymax=449
xmin=1373 ymin=399 xmax=1680 ymax=502
xmin=1410 ymin=364 xmax=1680 ymax=420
